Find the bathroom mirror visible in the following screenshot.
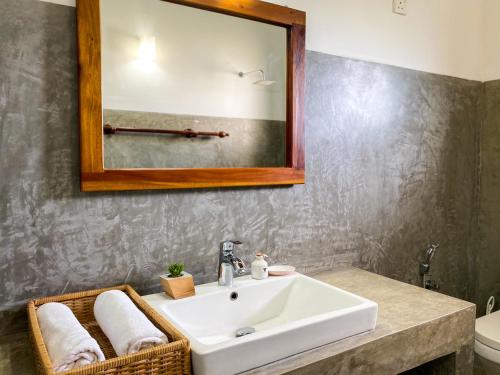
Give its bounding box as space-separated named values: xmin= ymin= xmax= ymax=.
xmin=77 ymin=0 xmax=305 ymax=191
xmin=101 ymin=0 xmax=287 ymax=169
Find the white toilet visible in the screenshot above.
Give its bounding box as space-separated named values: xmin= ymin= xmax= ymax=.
xmin=476 ymin=310 xmax=500 ymax=374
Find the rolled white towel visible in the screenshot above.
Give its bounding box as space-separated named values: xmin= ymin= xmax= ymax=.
xmin=94 ymin=290 xmax=168 ymax=356
xmin=36 ymin=303 xmax=105 ymax=372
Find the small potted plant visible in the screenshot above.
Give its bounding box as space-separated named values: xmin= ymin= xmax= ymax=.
xmin=160 ymin=263 xmax=195 ymax=299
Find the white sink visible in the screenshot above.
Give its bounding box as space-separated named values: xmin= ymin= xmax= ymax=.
xmin=143 ymin=273 xmax=378 ymax=375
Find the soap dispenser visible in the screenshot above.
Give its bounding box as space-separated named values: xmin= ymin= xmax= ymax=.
xmin=251 ymin=252 xmax=269 ymax=280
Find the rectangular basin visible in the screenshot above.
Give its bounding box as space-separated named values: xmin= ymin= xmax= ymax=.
xmin=143 ymin=273 xmax=378 ymax=375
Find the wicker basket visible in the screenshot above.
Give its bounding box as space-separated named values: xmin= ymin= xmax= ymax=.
xmin=27 ymin=285 xmax=191 ymax=375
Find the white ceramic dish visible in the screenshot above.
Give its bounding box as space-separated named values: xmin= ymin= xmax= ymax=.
xmin=268 ymin=265 xmax=296 ymax=276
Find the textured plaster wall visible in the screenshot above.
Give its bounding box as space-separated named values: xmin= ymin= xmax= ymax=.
xmin=308 ymin=55 xmax=481 ymax=302
xmin=482 ymin=1 xmax=500 ymax=81
xmin=269 ymin=0 xmax=485 ymax=81
xmin=41 ymin=0 xmax=487 ymax=81
xmin=0 ymin=0 xmax=485 ymax=338
xmin=477 ymin=80 xmax=500 ymax=315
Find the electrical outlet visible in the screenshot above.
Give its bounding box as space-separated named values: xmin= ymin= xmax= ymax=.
xmin=393 ymin=0 xmax=408 ymax=15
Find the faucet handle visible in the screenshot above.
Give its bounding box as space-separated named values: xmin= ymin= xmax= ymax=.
xmin=220 ymin=240 xmax=242 ymax=253
xmin=425 ymin=243 xmax=439 ymax=264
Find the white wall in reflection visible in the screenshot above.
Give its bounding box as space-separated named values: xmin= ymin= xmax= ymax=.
xmin=100 ymin=0 xmax=287 ymax=121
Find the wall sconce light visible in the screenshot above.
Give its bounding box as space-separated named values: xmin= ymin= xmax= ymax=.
xmin=138 ymin=36 xmax=156 ymax=62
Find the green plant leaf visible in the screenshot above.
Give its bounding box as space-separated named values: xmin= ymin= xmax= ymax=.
xmin=167 ymin=263 xmax=184 ymax=278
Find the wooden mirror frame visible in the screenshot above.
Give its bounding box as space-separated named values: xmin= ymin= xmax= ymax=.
xmin=77 ymin=0 xmax=305 ymax=191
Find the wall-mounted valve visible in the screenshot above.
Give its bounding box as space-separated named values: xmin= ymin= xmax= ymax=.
xmin=419 ymin=243 xmax=439 ymax=290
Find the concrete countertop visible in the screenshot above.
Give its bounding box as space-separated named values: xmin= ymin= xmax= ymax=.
xmin=0 ymin=268 xmax=476 ymax=375
xmin=242 ymin=268 xmax=476 ymax=375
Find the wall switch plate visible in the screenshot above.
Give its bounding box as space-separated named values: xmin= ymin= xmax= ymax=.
xmin=393 ymin=0 xmax=408 ymax=15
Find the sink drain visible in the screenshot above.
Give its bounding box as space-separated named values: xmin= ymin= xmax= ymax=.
xmin=235 ymin=327 xmax=256 ymax=338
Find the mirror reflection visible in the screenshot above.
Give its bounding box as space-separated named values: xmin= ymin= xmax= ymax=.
xmin=100 ymin=0 xmax=287 ymax=169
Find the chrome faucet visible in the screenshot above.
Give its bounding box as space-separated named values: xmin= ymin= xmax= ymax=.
xmin=218 ymin=240 xmax=246 ymax=286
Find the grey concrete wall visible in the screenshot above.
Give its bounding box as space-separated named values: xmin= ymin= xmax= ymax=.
xmin=0 ymin=0 xmax=483 ymax=337
xmin=477 ymin=80 xmax=500 ymax=316
xmin=307 ymin=53 xmax=481 ymax=302
xmin=103 ymin=110 xmax=286 ymax=168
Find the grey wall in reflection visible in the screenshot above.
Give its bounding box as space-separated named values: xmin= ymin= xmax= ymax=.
xmin=103 ymin=110 xmax=286 ymax=168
